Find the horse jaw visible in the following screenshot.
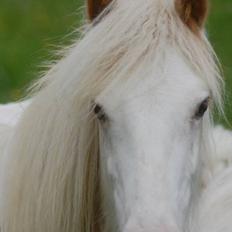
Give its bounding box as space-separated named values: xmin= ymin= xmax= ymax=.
xmin=97 ymin=48 xmax=210 ymax=232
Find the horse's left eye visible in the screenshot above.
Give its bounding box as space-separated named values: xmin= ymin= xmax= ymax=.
xmin=93 ymin=103 xmax=107 ymax=122
xmin=194 ymin=97 xmax=210 ymax=119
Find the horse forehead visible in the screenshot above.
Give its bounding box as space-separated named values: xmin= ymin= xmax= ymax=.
xmin=99 ymin=51 xmax=208 ymax=112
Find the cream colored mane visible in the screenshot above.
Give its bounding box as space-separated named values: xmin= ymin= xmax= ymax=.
xmin=0 ymin=0 xmax=223 ymax=231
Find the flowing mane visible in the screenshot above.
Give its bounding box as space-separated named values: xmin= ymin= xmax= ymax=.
xmin=0 ymin=0 xmax=223 ymax=231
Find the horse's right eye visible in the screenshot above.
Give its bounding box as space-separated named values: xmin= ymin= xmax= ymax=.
xmin=194 ymin=97 xmax=210 ymax=119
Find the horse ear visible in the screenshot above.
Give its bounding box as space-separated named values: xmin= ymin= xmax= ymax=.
xmin=87 ymin=0 xmax=112 ymax=21
xmin=175 ymin=0 xmax=208 ymax=33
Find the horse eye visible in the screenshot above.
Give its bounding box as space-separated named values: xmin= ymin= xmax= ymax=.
xmin=195 ymin=98 xmax=210 ymax=119
xmin=93 ymin=103 xmax=107 ymax=122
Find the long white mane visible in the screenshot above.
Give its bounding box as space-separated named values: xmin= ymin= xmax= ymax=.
xmin=0 ymin=0 xmax=223 ymax=231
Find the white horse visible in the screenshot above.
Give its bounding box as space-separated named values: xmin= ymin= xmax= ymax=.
xmin=1 ymin=0 xmax=232 ymax=231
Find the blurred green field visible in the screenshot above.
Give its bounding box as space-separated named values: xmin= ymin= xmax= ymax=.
xmin=208 ymin=0 xmax=232 ymax=124
xmin=0 ymin=0 xmax=84 ymax=102
xmin=0 ymin=0 xmax=232 ymax=124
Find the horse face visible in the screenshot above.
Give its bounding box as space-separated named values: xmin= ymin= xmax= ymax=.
xmin=95 ymin=49 xmax=210 ymax=232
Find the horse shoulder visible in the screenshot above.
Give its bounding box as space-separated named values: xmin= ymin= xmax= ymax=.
xmin=197 ymin=167 xmax=232 ymax=232
xmin=0 ymin=101 xmax=30 ymax=127
xmin=196 ymin=126 xmax=232 ymax=232
xmin=211 ymin=125 xmax=232 ymax=175
xmin=0 ymin=101 xmax=30 ymax=162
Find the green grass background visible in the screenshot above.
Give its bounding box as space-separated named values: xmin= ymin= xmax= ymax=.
xmin=0 ymin=0 xmax=232 ymax=124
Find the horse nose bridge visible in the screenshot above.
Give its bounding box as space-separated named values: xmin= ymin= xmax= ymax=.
xmin=122 ymin=218 xmax=180 ymax=232
xmin=133 ymin=121 xmax=174 ymax=151
xmin=121 ymin=209 xmax=181 ymax=232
